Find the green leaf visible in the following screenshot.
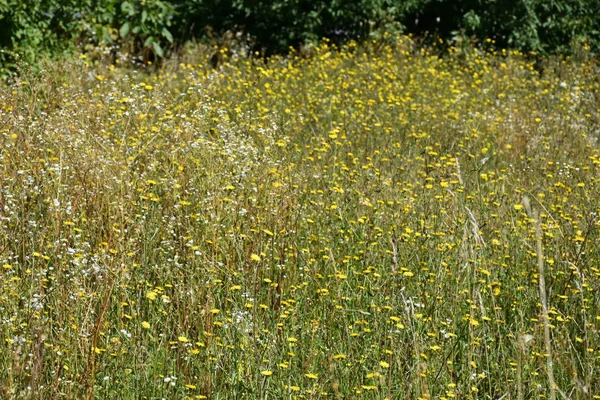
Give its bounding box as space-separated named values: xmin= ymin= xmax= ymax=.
xmin=101 ymin=27 xmax=113 ymax=43
xmin=121 ymin=1 xmax=134 ymax=16
xmin=152 ymin=41 xmax=164 ymax=57
xmin=120 ymin=22 xmax=130 ymax=38
xmin=144 ymin=36 xmax=155 ymax=47
xmin=161 ymin=27 xmax=173 ymax=43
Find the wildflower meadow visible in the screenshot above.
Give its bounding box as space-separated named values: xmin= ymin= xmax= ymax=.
xmin=1 ymin=38 xmax=600 ymax=399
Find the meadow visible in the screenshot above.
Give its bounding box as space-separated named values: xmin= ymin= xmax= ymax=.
xmin=1 ymin=37 xmax=600 ymax=399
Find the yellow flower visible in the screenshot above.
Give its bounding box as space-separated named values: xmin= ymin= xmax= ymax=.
xmin=146 ymin=291 xmax=158 ymax=300
xmin=141 ymin=321 xmax=150 ymax=329
xmin=250 ymin=254 xmax=261 ymax=262
xmin=178 ymin=336 xmax=189 ymax=343
xmin=379 ymin=361 xmax=390 ymax=368
xmin=261 ymin=370 xmax=273 ymax=376
xmin=305 ymin=373 xmax=318 ymax=379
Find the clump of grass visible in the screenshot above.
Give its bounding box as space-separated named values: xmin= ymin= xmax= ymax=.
xmin=1 ymin=38 xmax=600 ymax=399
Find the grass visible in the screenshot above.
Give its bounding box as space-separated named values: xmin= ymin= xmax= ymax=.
xmin=1 ymin=37 xmax=600 ymax=399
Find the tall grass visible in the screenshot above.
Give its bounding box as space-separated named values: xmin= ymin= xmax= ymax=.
xmin=1 ymin=38 xmax=600 ymax=399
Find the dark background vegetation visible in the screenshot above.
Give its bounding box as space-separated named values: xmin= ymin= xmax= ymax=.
xmin=1 ymin=0 xmax=599 ymax=74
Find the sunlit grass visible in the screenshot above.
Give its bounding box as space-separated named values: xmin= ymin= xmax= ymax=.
xmin=1 ymin=37 xmax=600 ymax=399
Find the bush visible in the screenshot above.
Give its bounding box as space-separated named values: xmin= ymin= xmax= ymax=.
xmin=0 ymin=0 xmax=599 ymax=77
xmin=0 ymin=0 xmax=83 ymax=75
xmin=216 ymin=0 xmax=426 ymax=53
xmin=405 ymin=0 xmax=600 ymax=53
xmin=0 ymin=0 xmax=176 ymax=76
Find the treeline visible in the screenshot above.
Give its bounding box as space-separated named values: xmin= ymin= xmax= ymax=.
xmin=1 ymin=0 xmax=599 ymax=73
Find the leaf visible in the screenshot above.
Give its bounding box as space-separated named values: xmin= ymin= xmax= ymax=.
xmin=144 ymin=36 xmax=155 ymax=47
xmin=152 ymin=41 xmax=164 ymax=57
xmin=142 ymin=10 xmax=148 ymax=23
xmin=161 ymin=27 xmax=173 ymax=43
xmin=119 ymin=22 xmax=130 ymax=38
xmin=121 ymin=1 xmax=134 ymax=16
xmin=101 ymin=26 xmax=113 ymax=43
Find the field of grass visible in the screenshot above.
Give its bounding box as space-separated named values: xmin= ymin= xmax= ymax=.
xmin=1 ymin=37 xmax=600 ymax=399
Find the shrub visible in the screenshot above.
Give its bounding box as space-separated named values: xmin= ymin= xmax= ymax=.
xmin=217 ymin=0 xmax=426 ymax=53
xmin=405 ymin=0 xmax=600 ymax=53
xmin=0 ymin=0 xmax=84 ymax=75
xmin=1 ymin=0 xmax=599 ymax=77
xmin=0 ymin=0 xmax=176 ymax=76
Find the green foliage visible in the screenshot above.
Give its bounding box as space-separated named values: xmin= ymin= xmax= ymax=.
xmin=407 ymin=0 xmax=600 ymax=53
xmin=219 ymin=0 xmax=426 ymax=52
xmin=118 ymin=0 xmax=175 ymax=59
xmin=0 ymin=0 xmax=599 ymax=77
xmin=0 ymin=0 xmax=82 ymax=75
xmin=76 ymin=0 xmax=122 ymax=47
xmin=0 ymin=0 xmax=176 ymax=76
